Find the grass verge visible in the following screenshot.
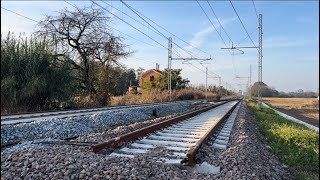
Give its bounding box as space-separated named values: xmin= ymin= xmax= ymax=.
xmin=248 ymin=101 xmax=319 ymax=180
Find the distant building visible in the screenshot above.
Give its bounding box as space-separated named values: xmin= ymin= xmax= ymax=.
xmin=139 ymin=63 xmax=162 ymax=89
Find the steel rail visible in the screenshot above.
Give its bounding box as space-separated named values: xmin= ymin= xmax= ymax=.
xmin=1 ymin=98 xmax=219 ymax=122
xmin=91 ymin=101 xmax=229 ymax=153
xmin=184 ymin=100 xmax=241 ymax=166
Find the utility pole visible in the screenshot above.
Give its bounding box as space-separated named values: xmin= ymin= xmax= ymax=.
xmin=205 ymin=67 xmax=208 ymax=99
xmin=258 ymin=14 xmax=263 ymax=103
xmin=168 ymin=37 xmax=212 ymax=101
xmin=225 ymin=82 xmax=228 ymax=96
xmin=168 ymin=37 xmax=172 ymax=101
xmin=249 ymin=64 xmax=252 ymax=99
xmin=235 ymin=76 xmax=249 ymax=97
xmin=221 ymin=14 xmax=263 ymax=102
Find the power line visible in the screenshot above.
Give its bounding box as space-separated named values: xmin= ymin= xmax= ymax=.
xmin=91 ymin=1 xmax=168 ymax=51
xmin=197 ymin=1 xmax=239 ymax=79
xmin=252 ymin=0 xmax=259 ymax=20
xmin=119 ymin=0 xmax=202 ymax=59
xmin=206 ymin=1 xmax=233 ymax=44
xmin=112 ymin=27 xmax=162 ymax=49
xmin=64 ymin=0 xmax=78 ymax=9
xmin=98 ymin=0 xmax=188 ymax=59
xmin=229 ymin=0 xmax=259 ymax=52
xmin=2 ymin=2 xmax=168 ymax=72
xmin=100 ymin=1 xmax=166 ymax=41
xmin=126 ymin=57 xmax=167 ymax=67
xmin=1 ymin=6 xmax=38 ymax=23
xmin=119 ymin=0 xmax=212 ymax=59
xmin=196 ymin=1 xmax=232 ymax=52
xmin=120 ymin=0 xmax=167 ymax=40
xmin=235 ymin=27 xmax=258 ymax=47
xmin=63 ymin=1 xmax=162 ymax=50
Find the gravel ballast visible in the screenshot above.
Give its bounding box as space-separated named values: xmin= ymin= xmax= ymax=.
xmin=1 ymin=102 xmax=190 ymax=146
xmin=1 ymin=101 xmax=293 ymax=179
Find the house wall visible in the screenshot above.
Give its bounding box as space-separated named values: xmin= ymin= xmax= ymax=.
xmin=139 ymin=70 xmax=161 ymax=88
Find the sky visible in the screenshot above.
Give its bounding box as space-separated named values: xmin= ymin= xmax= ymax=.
xmin=1 ymin=1 xmax=319 ymax=93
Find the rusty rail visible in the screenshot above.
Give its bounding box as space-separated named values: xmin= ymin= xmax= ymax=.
xmin=91 ymin=101 xmax=229 ymax=153
xmin=184 ymin=99 xmax=241 ymax=166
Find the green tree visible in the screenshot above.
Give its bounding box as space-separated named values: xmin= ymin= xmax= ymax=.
xmin=250 ymin=82 xmax=279 ymax=97
xmin=158 ymin=68 xmax=190 ymax=90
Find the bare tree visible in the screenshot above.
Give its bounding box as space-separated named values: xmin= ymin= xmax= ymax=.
xmin=37 ymin=5 xmax=131 ymax=100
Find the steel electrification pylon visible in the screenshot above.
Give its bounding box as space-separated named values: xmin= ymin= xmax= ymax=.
xmin=168 ymin=37 xmax=173 ymax=99
xmin=221 ymin=14 xmax=263 ymax=101
xmin=235 ymin=76 xmax=249 ymax=97
xmin=168 ymin=37 xmax=212 ymax=101
xmin=258 ymin=14 xmax=263 ymax=101
xmin=249 ymin=64 xmax=252 ymax=99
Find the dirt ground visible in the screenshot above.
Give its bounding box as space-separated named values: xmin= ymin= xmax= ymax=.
xmin=261 ymin=98 xmax=319 ymax=127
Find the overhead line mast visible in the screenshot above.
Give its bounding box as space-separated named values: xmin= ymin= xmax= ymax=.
xmin=221 ymin=14 xmax=263 ymax=101
xmin=168 ymin=37 xmax=212 ymax=101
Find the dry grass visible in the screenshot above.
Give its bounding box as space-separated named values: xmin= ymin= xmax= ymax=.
xmin=261 ymin=97 xmax=319 ymax=127
xmin=261 ymin=98 xmax=319 ymax=110
xmin=110 ymin=89 xmax=218 ymax=106
xmin=111 ymin=89 xmax=169 ymax=106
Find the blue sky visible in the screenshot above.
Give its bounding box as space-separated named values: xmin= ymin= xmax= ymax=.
xmin=1 ymin=1 xmax=319 ymax=93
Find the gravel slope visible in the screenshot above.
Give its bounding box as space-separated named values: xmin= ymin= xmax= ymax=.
xmin=1 ymin=103 xmax=190 ymax=146
xmin=1 ymin=101 xmax=293 ymax=179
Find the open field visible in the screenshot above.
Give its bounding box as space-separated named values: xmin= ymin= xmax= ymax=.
xmin=261 ymin=98 xmax=319 ymax=127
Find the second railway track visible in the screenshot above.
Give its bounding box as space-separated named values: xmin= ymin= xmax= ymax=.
xmin=1 ymin=99 xmax=213 ymax=125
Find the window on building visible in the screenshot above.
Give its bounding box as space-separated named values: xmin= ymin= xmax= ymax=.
xmin=150 ymin=76 xmax=155 ymax=81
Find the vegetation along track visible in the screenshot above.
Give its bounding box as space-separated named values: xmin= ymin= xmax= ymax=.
xmin=91 ymin=99 xmax=241 ymax=166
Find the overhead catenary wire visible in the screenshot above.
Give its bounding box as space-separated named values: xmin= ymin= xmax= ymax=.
xmin=189 ymin=62 xmax=237 ymax=90
xmin=118 ymin=0 xmax=216 ymax=91
xmin=91 ymin=1 xmax=168 ymax=51
xmin=1 ymin=6 xmax=38 ymax=23
xmin=66 ymin=0 xmax=186 ymax=66
xmin=229 ymin=0 xmax=259 ymax=52
xmin=3 ymin=2 xmax=238 ymax=92
xmin=206 ymin=1 xmax=233 ymax=44
xmin=120 ymin=0 xmax=215 ymax=59
xmin=119 ymin=0 xmax=213 ymax=59
xmin=112 ymin=27 xmax=162 ymax=49
xmin=197 ymin=0 xmax=238 ymax=76
xmin=98 ymin=0 xmax=192 ymax=59
xmin=3 ymin=2 xmax=166 ymax=69
xmin=100 ymin=1 xmax=169 ymax=42
xmin=235 ymin=27 xmax=258 ymax=47
xmin=90 ymin=1 xmax=235 ymax=91
xmin=252 ymin=0 xmax=259 ymax=20
xmin=197 ymin=1 xmax=239 ymax=79
xmin=63 ymin=1 xmax=163 ymax=50
xmin=196 ymin=0 xmax=232 ymax=54
xmin=119 ymin=0 xmax=205 ymax=59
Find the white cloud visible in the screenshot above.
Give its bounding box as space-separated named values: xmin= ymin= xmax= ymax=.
xmin=184 ymin=17 xmax=237 ymax=51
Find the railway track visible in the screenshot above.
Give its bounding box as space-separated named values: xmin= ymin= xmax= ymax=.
xmin=1 ymin=99 xmax=216 ymax=125
xmin=91 ymin=99 xmax=241 ymax=166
